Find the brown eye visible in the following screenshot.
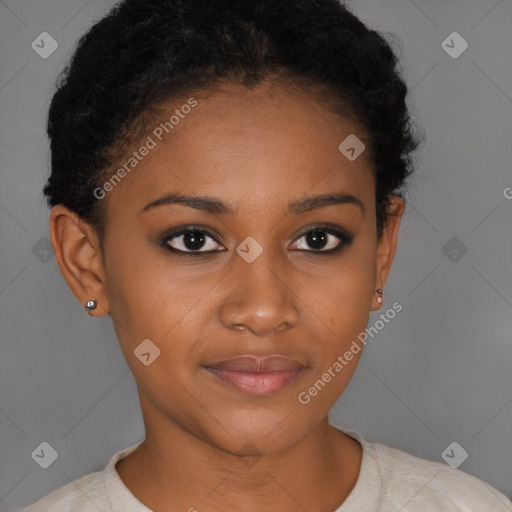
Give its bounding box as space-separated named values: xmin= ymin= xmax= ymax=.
xmin=163 ymin=228 xmax=224 ymax=254
xmin=289 ymin=225 xmax=354 ymax=254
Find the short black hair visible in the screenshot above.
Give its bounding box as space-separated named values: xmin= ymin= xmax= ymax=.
xmin=44 ymin=0 xmax=422 ymax=241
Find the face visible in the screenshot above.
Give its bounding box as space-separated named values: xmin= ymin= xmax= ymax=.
xmin=52 ymin=80 xmax=403 ymax=456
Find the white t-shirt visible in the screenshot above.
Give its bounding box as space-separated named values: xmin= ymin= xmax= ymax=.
xmin=20 ymin=427 xmax=512 ymax=511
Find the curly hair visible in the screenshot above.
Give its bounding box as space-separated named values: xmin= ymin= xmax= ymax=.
xmin=43 ymin=0 xmax=422 ymax=241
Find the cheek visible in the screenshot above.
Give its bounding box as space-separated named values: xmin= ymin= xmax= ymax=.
xmin=306 ymin=248 xmax=376 ymax=339
xmin=104 ymin=239 xmax=208 ymax=337
xmin=104 ymin=248 xmax=206 ymax=415
xmin=295 ymin=246 xmax=375 ymax=393
xmin=103 ymin=241 xmax=223 ymax=396
xmin=293 ymin=280 xmax=370 ymax=419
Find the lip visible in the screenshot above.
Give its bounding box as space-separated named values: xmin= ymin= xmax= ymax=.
xmin=203 ymin=355 xmax=307 ymax=396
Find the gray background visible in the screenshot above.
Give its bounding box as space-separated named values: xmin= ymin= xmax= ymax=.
xmin=1 ymin=0 xmax=511 ymax=510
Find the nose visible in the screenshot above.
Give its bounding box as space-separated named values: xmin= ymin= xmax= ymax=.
xmin=218 ymin=247 xmax=300 ymax=337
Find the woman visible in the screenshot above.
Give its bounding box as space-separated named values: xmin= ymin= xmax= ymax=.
xmin=22 ymin=0 xmax=512 ymax=510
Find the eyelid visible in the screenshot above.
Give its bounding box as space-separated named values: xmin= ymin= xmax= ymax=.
xmin=161 ymin=224 xmax=223 ymax=243
xmin=161 ymin=223 xmax=354 ymax=254
xmin=161 ymin=225 xmax=225 ymax=253
xmin=290 ymin=223 xmax=354 ymax=254
xmin=292 ymin=222 xmax=353 ymax=242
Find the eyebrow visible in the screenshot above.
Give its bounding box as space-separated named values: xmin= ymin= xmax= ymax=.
xmin=141 ymin=191 xmax=364 ymax=215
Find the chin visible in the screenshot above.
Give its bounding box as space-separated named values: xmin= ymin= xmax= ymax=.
xmin=197 ymin=408 xmax=315 ymax=456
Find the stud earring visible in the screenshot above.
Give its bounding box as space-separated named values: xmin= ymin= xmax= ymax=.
xmin=375 ymin=289 xmax=384 ymax=304
xmin=84 ymin=299 xmax=97 ymax=311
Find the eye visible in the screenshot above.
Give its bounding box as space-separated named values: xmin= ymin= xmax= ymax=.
xmin=289 ymin=224 xmax=354 ymax=254
xmin=161 ymin=223 xmax=353 ymax=256
xmin=162 ymin=227 xmax=224 ymax=254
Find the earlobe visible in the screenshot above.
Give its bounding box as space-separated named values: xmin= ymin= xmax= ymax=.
xmin=49 ymin=205 xmax=110 ymax=316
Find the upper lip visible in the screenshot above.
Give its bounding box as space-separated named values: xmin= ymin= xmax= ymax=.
xmin=204 ymin=355 xmax=306 ymax=373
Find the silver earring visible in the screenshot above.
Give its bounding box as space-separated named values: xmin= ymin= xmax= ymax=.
xmin=84 ymin=299 xmax=97 ymax=311
xmin=375 ymin=289 xmax=384 ymax=304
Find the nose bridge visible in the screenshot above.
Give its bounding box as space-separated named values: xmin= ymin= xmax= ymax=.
xmin=219 ymin=237 xmax=299 ymax=335
xmin=239 ymin=245 xmax=285 ymax=300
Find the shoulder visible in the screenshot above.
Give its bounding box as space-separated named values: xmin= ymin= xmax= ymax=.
xmin=19 ymin=470 xmax=107 ymax=512
xmin=19 ymin=443 xmax=142 ymax=512
xmin=336 ymin=427 xmax=511 ymax=511
xmin=367 ymin=437 xmax=512 ymax=511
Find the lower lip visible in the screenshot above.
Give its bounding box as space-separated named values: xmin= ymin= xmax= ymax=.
xmin=204 ymin=368 xmax=304 ymax=396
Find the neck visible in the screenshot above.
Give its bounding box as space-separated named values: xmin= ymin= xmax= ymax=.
xmin=116 ymin=392 xmax=362 ymax=512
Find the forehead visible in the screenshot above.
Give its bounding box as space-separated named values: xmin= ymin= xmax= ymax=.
xmin=103 ymin=80 xmax=375 ymax=217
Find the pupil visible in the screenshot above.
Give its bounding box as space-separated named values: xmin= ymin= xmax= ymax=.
xmin=184 ymin=231 xmax=205 ymax=250
xmin=307 ymin=229 xmax=327 ymax=250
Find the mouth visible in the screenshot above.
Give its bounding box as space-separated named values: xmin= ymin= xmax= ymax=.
xmin=203 ymin=355 xmax=307 ymax=396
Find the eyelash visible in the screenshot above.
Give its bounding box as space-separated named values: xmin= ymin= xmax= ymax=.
xmin=161 ymin=223 xmax=354 ymax=256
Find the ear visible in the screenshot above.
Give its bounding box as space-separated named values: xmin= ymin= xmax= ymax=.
xmin=49 ymin=205 xmax=110 ymax=317
xmin=370 ymin=195 xmax=405 ymax=311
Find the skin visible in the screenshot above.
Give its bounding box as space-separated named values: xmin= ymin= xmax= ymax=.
xmin=49 ymin=80 xmax=404 ymax=512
